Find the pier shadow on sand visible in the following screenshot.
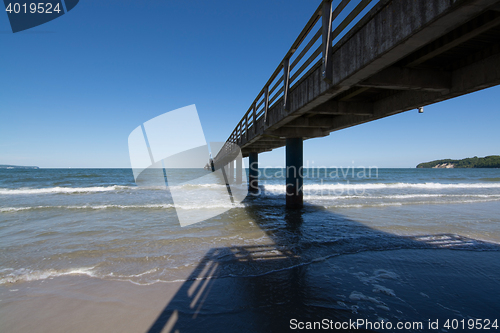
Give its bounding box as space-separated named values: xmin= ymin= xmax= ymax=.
xmin=145 ymin=196 xmax=500 ymax=333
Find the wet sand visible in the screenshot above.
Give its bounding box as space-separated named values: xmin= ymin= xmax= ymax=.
xmin=1 ymin=248 xmax=499 ymax=333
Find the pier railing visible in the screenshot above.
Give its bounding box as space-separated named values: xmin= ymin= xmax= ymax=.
xmin=215 ymin=0 xmax=378 ymax=161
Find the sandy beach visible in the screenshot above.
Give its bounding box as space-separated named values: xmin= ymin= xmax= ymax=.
xmin=2 ymin=248 xmax=500 ymax=333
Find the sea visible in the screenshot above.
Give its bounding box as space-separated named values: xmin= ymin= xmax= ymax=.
xmin=1 ymin=167 xmax=500 ymax=331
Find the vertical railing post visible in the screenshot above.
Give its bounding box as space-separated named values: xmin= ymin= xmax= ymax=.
xmin=264 ymin=85 xmax=270 ymax=124
xmin=240 ymin=121 xmax=243 ymax=142
xmin=252 ymin=103 xmax=257 ymax=134
xmin=322 ymin=0 xmax=333 ymax=83
xmin=283 ymin=58 xmax=291 ymax=112
xmin=245 ymin=113 xmax=249 ymax=140
xmin=237 ymin=122 xmax=241 ymax=145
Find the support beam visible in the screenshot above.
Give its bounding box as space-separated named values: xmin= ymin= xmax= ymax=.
xmin=338 ymin=87 xmax=370 ymax=101
xmin=268 ymin=127 xmax=328 ymax=138
xmin=236 ymin=155 xmax=242 ymax=184
xmin=255 ymin=139 xmax=286 ymax=143
xmin=286 ymin=138 xmax=303 ymax=208
xmin=249 ymin=152 xmax=259 ymax=193
xmin=310 ymin=100 xmax=373 ymax=115
xmin=357 ymin=67 xmax=451 ymax=92
xmin=403 ymin=10 xmax=500 ymax=67
xmin=372 ymin=51 xmax=500 ymax=118
xmin=324 ymin=114 xmax=380 ymax=133
xmin=249 ymin=144 xmax=285 ymax=149
xmin=283 ymin=115 xmax=336 ymax=128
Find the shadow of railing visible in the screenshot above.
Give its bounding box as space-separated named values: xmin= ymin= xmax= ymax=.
xmin=145 ymin=198 xmax=500 ymax=333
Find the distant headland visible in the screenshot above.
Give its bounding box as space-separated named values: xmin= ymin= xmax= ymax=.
xmin=0 ymin=164 xmax=39 ymax=169
xmin=417 ymin=155 xmax=500 ymax=168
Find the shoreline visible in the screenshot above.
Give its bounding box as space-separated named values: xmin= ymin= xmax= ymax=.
xmin=2 ymin=248 xmax=499 ymax=332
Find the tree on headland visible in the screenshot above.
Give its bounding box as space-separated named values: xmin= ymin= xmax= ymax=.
xmin=416 ymin=155 xmax=500 ymax=168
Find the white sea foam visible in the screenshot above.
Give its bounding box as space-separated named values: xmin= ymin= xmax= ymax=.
xmin=372 ymin=284 xmax=396 ymax=297
xmin=2 ymin=182 xmax=498 ymax=196
xmin=305 ymin=194 xmax=500 ymax=200
xmin=0 ymin=207 xmax=35 ymax=212
xmin=0 ymin=185 xmax=132 ymax=195
xmin=349 ymin=291 xmax=383 ymax=304
xmin=320 ymin=198 xmax=500 ymax=209
xmin=263 ymin=182 xmax=500 ymax=192
xmin=0 ymin=267 xmax=96 ymax=285
xmin=0 ymin=202 xmax=245 ymax=212
xmin=0 ymin=183 xmax=240 ymax=195
xmin=354 ymin=270 xmax=399 ymax=284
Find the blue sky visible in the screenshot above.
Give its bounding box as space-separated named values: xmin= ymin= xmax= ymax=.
xmin=1 ymin=0 xmax=499 ymax=168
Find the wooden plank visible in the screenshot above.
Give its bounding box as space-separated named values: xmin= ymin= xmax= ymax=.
xmin=239 ymin=1 xmax=323 ymax=126
xmin=330 ymin=0 xmax=372 ymax=42
xmin=331 ymin=0 xmax=351 ymax=23
xmin=269 ymin=75 xmax=284 ymax=96
xmin=290 ymin=27 xmax=322 ymax=71
xmin=256 ymin=97 xmax=265 ymax=111
xmin=290 ymin=45 xmax=322 ymax=83
xmin=269 ymin=86 xmax=284 ymax=106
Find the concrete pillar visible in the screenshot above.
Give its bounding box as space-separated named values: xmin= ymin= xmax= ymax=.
xmin=229 ymin=161 xmax=234 ymax=184
xmin=236 ymin=155 xmax=242 ymax=184
xmin=249 ymin=152 xmax=259 ymax=193
xmin=286 ymin=138 xmax=303 ymax=208
xmin=223 ymin=164 xmax=229 ymax=185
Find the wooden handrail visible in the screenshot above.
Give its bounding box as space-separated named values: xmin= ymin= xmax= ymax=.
xmin=290 ymin=27 xmax=322 ymax=71
xmin=290 ymin=44 xmax=322 ymax=84
xmin=268 ymin=75 xmax=284 ymax=97
xmin=214 ymin=0 xmax=382 ymax=162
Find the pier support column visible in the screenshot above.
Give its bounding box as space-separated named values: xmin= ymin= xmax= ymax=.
xmin=236 ymin=155 xmax=242 ymax=184
xmin=229 ymin=160 xmax=234 ymax=184
xmin=249 ymin=152 xmax=259 ymax=193
xmin=286 ymin=138 xmax=303 ymax=208
xmin=223 ymin=164 xmax=229 ymax=184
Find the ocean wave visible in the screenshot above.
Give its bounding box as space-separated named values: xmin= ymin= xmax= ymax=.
xmin=0 ymin=204 xmax=173 ymax=212
xmin=0 ymin=202 xmax=245 ymax=213
xmin=0 ymin=267 xmax=96 ymax=285
xmin=0 ymin=183 xmax=244 ymax=195
xmin=262 ymin=182 xmax=500 ymax=192
xmin=0 ymin=185 xmax=133 ymax=195
xmin=304 ymin=194 xmax=500 ymax=200
xmin=321 ymin=198 xmax=500 ymax=209
xmin=2 ymin=181 xmax=499 ymax=197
